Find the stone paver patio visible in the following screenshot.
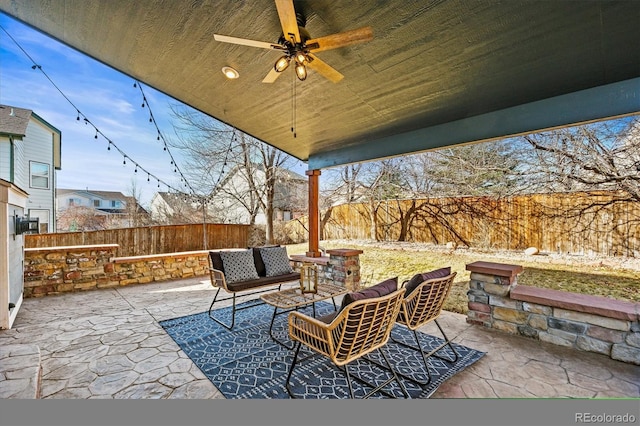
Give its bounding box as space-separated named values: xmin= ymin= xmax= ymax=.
xmin=1 ymin=277 xmax=638 ymax=399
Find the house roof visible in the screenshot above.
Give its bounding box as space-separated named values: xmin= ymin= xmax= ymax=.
xmin=2 ymin=1 xmax=639 ymax=170
xmin=0 ymin=104 xmax=63 ymax=169
xmin=0 ymin=104 xmax=31 ymax=136
xmin=57 ymin=188 xmax=130 ymax=202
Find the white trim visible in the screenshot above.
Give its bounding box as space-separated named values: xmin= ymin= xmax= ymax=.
xmin=7 ymin=293 xmax=23 ymax=329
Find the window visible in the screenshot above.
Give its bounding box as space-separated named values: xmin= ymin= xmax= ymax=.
xmin=29 ymin=209 xmax=49 ymax=233
xmin=94 ymin=200 xmax=101 ymax=207
xmin=30 ymin=161 xmax=50 ymax=189
xmin=111 ymin=200 xmax=120 ymax=208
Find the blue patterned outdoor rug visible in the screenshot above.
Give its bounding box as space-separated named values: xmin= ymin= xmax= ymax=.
xmin=159 ymin=301 xmax=485 ymax=399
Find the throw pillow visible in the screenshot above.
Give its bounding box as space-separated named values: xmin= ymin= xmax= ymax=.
xmin=404 ymin=267 xmax=451 ymax=295
xmin=259 ymin=246 xmax=294 ymax=277
xmin=219 ymin=249 xmax=259 ymax=284
xmin=340 ymin=277 xmax=398 ymax=310
xmin=250 ymin=245 xmax=279 ymax=277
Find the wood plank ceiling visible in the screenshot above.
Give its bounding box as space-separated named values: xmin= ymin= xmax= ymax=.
xmin=1 ymin=0 xmax=639 ymax=170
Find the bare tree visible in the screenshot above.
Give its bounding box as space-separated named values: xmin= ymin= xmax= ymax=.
xmin=57 ymin=206 xmax=108 ymax=231
xmin=168 ymin=105 xmax=300 ymax=243
xmin=124 ymin=178 xmax=149 ymax=227
xmin=520 ymin=117 xmax=640 ymax=202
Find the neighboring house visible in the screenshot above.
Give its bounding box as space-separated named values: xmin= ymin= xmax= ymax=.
xmin=56 ymin=189 xmax=148 ymax=231
xmin=211 ymin=165 xmax=307 ymax=225
xmin=149 ymin=166 xmax=307 ymax=225
xmin=0 ymin=104 xmax=62 ymax=233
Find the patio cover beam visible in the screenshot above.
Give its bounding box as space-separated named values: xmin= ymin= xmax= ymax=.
xmin=306 ymin=170 xmax=321 ymax=258
xmin=307 ymin=77 xmax=640 ymax=170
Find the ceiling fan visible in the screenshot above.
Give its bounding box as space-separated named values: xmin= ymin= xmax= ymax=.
xmin=213 ymin=0 xmax=373 ymax=83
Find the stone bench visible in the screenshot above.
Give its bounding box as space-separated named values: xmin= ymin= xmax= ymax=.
xmin=466 ymin=261 xmax=640 ymax=365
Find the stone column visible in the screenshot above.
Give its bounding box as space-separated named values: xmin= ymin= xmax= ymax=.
xmin=465 ymin=261 xmax=523 ymax=328
xmin=327 ymin=249 xmax=363 ymax=292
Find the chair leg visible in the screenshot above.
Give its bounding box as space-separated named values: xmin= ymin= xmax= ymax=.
xmin=433 ymin=319 xmax=459 ymax=363
xmin=380 ymin=346 xmax=410 ymax=399
xmin=208 ymin=288 xmax=236 ymax=330
xmin=389 ymin=320 xmax=459 ymax=386
xmin=208 ymin=286 xmax=274 ymax=331
xmin=285 ymin=342 xmax=302 ymax=399
xmin=342 ymin=348 xmax=411 ymax=399
xmin=342 ymin=365 xmax=356 ymax=398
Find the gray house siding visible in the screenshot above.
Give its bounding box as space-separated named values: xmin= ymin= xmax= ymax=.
xmin=1 ymin=105 xmax=61 ymax=234
xmin=23 ymin=120 xmax=56 ymax=232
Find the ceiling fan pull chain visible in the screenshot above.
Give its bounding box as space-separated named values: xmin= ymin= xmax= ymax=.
xmin=291 ymin=69 xmax=297 ymax=138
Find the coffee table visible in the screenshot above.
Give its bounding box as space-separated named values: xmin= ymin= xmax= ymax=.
xmin=261 ymin=282 xmax=349 ymax=349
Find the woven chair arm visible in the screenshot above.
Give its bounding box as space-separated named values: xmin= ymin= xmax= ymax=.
xmin=208 ymin=268 xmax=228 ymax=290
xmin=288 ymin=311 xmax=334 ymax=359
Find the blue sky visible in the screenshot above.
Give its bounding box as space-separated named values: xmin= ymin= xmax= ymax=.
xmin=0 ymin=12 xmax=306 ymax=206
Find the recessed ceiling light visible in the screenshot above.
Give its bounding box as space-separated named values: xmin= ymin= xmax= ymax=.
xmin=222 ymin=66 xmax=239 ymax=79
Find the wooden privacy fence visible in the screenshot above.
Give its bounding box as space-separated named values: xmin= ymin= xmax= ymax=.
xmin=25 ymin=223 xmax=250 ymax=257
xmin=285 ymin=192 xmax=640 ymax=257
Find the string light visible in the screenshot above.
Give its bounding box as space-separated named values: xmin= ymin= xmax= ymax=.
xmin=1 ymin=23 xmax=225 ymax=201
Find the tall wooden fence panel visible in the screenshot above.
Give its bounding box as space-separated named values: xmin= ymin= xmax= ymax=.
xmin=25 ymin=223 xmax=250 ymax=257
xmin=286 ymin=192 xmax=640 ymax=256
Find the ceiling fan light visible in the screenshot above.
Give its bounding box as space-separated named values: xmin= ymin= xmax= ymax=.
xmin=274 ymin=55 xmax=290 ymax=72
xmin=221 ymin=66 xmax=239 ymax=79
xmin=295 ymin=63 xmax=307 ymax=81
xmin=295 ymin=52 xmax=308 ymax=64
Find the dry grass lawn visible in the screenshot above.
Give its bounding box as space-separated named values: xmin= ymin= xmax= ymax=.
xmin=286 ymin=240 xmax=640 ymax=315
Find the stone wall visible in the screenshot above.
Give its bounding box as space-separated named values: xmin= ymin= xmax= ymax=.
xmin=23 ymin=245 xmax=210 ymax=297
xmin=24 ymin=245 xmax=119 ymax=297
xmin=466 ymin=261 xmax=640 ymax=365
xmin=113 ymin=251 xmax=210 ymax=285
xmin=25 ymin=244 xmax=368 ymax=299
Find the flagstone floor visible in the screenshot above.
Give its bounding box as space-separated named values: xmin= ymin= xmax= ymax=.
xmin=1 ymin=277 xmax=638 ymax=399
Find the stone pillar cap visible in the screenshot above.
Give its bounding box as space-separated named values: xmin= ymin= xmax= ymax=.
xmin=466 ymin=261 xmax=523 ymax=278
xmin=326 ymin=249 xmax=363 ymax=256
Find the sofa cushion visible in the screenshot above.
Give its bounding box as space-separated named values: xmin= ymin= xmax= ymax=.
xmin=219 ymin=249 xmax=260 ymax=284
xmin=404 ymin=267 xmax=451 ymax=295
xmin=224 ymin=272 xmax=301 ymax=292
xmin=250 ymin=245 xmax=279 ymax=277
xmin=259 ymin=246 xmax=294 ymax=277
xmin=340 ymin=277 xmax=398 ymax=311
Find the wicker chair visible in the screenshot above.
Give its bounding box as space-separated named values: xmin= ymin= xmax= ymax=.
xmin=285 ymin=288 xmax=409 ymax=399
xmin=394 ymin=272 xmax=459 ymax=385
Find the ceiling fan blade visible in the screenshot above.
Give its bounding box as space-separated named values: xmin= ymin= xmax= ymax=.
xmin=306 ymin=26 xmax=373 ymax=53
xmin=262 ymin=68 xmax=283 ymax=83
xmin=307 ymin=54 xmax=344 ymax=83
xmin=214 ymin=34 xmax=282 ymax=50
xmin=275 ymin=0 xmax=301 ymax=43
